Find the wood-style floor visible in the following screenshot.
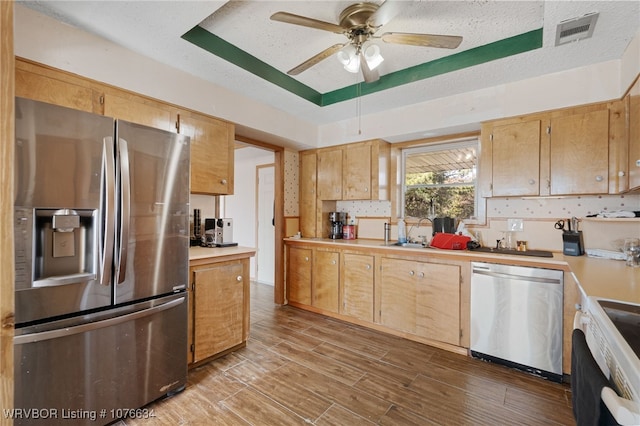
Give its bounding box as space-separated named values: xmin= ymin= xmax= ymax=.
xmin=120 ymin=282 xmax=575 ymax=425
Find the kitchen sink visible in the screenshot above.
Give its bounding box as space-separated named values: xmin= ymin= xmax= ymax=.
xmin=381 ymin=242 xmax=428 ymax=248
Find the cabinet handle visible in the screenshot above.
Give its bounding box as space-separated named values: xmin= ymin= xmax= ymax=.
xmin=236 ymin=275 xmax=243 ymax=282
xmin=221 ymin=179 xmax=227 ymax=185
xmin=528 ymin=179 xmax=536 ymax=185
xmin=595 ymin=175 xmax=604 ymax=182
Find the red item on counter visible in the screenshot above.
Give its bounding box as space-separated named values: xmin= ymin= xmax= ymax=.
xmin=430 ymin=232 xmax=470 ymax=250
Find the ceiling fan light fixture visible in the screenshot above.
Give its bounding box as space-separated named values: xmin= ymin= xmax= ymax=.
xmin=344 ymin=55 xmax=361 ymax=73
xmin=337 ymin=44 xmax=357 ymax=65
xmin=364 ymin=44 xmax=384 ymax=70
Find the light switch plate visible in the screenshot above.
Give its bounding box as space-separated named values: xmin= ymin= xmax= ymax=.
xmin=507 ymin=218 xmax=524 ymax=232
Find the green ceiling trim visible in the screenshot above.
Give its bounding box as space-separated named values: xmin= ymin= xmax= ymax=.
xmin=182 ymin=25 xmax=542 ymax=107
xmin=182 ymin=26 xmax=323 ymax=104
xmin=321 ymin=28 xmax=543 ymax=106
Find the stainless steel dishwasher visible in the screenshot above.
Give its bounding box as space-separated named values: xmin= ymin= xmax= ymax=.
xmin=470 ymin=262 xmax=564 ymax=382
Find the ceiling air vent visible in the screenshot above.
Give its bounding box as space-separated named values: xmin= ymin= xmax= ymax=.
xmin=555 ymin=12 xmax=599 ymax=46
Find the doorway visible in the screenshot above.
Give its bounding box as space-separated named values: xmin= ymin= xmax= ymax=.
xmin=256 ymin=165 xmax=275 ymax=285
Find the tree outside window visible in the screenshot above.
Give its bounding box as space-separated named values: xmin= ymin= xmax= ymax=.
xmin=402 ymin=140 xmax=478 ymax=221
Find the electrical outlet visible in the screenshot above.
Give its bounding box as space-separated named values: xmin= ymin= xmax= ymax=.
xmin=507 ymin=218 xmax=524 ymax=232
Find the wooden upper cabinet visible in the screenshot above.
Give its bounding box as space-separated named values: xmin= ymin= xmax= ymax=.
xmin=481 ymin=101 xmax=620 ymax=197
xmin=629 ymin=78 xmax=640 ymax=190
xmin=179 ymin=112 xmax=235 ymax=195
xmin=101 ymin=91 xmax=175 ymax=131
xmin=343 ymin=143 xmax=372 ymax=200
xmin=490 ymin=120 xmax=542 ymax=197
xmin=548 ymin=108 xmax=609 ymax=195
xmin=15 ymin=61 xmax=97 ymax=113
xmin=317 ymin=149 xmax=343 ymax=200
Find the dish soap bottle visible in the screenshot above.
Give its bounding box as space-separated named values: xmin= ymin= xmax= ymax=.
xmin=397 ymin=218 xmax=407 ymax=244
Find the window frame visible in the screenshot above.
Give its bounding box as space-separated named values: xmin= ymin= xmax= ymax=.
xmin=400 ymin=137 xmax=482 ymax=225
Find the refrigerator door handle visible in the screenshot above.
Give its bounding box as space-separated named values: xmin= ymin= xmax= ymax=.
xmin=14 ymin=296 xmax=185 ymax=345
xmin=101 ymin=137 xmax=116 ymax=286
xmin=116 ymin=137 xmax=131 ymax=285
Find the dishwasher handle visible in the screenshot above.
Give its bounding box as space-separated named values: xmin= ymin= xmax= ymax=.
xmin=472 ymin=268 xmax=562 ymax=285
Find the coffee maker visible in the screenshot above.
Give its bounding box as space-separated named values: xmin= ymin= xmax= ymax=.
xmin=328 ymin=212 xmax=346 ymax=239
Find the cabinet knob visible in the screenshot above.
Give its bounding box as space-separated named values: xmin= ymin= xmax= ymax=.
xmin=365 ymin=264 xmax=371 ymax=270
xmin=331 ymin=260 xmax=336 ymax=265
xmin=418 ymin=272 xmax=425 ymax=278
xmin=528 ymin=179 xmax=536 ymax=185
xmin=636 ymin=159 xmax=640 ymax=168
xmin=364 ymin=187 xmax=369 ymax=192
xmin=236 ymin=275 xmax=242 ymax=282
xmin=221 ymin=179 xmax=227 ymax=185
xmin=409 ymin=270 xmax=415 ymax=276
xmin=595 ymin=175 xmax=604 ymax=182
xmin=619 ymin=171 xmax=626 ymax=177
xmin=304 ymin=256 xmax=309 ymax=262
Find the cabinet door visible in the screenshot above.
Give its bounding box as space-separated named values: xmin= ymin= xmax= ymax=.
xmin=342 ymin=253 xmax=374 ymax=322
xmin=491 ymin=120 xmax=541 ymax=196
xmin=379 ymin=258 xmax=417 ymax=333
xmin=550 ymin=109 xmax=609 ymax=195
xmin=192 ymin=261 xmax=244 ymax=363
xmin=15 ymin=67 xmax=96 ymax=113
xmin=287 ymin=247 xmax=312 ymax=305
xmin=102 ymin=92 xmax=174 ymax=131
xmin=299 ymin=152 xmax=317 ymax=237
xmin=343 ymin=144 xmax=372 ymax=200
xmin=313 ymin=250 xmax=340 ymax=313
xmin=180 ymin=113 xmax=234 ymax=195
xmin=629 ymin=79 xmax=640 ymax=189
xmin=415 ymin=262 xmax=460 ymax=346
xmin=317 ymin=149 xmax=343 ymax=200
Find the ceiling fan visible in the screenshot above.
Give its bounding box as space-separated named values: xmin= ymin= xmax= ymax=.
xmin=270 ymin=1 xmax=463 ymax=83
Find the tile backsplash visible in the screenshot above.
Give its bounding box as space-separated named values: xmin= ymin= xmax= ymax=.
xmin=337 ymin=194 xmax=640 ymax=252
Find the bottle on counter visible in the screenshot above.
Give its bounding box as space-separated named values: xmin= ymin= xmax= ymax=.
xmin=397 ymin=218 xmax=407 ymax=244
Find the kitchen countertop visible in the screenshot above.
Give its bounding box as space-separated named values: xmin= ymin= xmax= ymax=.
xmin=285 ymin=237 xmax=640 ymax=304
xmin=189 ymin=246 xmax=256 ymax=262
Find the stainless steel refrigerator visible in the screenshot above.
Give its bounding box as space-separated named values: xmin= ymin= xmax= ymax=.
xmin=13 ymin=98 xmax=190 ymax=425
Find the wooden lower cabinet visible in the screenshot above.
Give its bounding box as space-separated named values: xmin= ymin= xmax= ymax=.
xmin=188 ymin=258 xmax=249 ymax=366
xmin=379 ymin=257 xmax=461 ymax=346
xmin=312 ymin=249 xmax=340 ymax=313
xmin=287 ymin=246 xmax=312 ymax=305
xmin=341 ymin=253 xmax=374 ymax=322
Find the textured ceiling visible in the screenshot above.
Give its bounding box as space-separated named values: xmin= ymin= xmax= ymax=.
xmin=17 ymin=1 xmax=640 ymax=141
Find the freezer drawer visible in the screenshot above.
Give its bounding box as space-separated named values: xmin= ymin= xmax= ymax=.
xmin=13 ymin=294 xmax=187 ymax=426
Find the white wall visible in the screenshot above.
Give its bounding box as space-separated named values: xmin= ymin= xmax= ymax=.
xmin=14 ymin=5 xmax=640 ymax=150
xmin=224 ymin=147 xmax=275 ymax=280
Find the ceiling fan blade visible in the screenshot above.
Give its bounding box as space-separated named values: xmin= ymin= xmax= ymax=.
xmin=360 ymin=52 xmax=380 ymax=83
xmin=367 ymin=0 xmax=402 ymax=28
xmin=270 ymin=12 xmax=345 ymax=34
xmin=382 ymin=32 xmax=463 ymax=49
xmin=287 ymin=44 xmax=346 ymax=76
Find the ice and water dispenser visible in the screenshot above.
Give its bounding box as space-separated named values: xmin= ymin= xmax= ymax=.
xmin=15 ymin=207 xmax=99 ymax=290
